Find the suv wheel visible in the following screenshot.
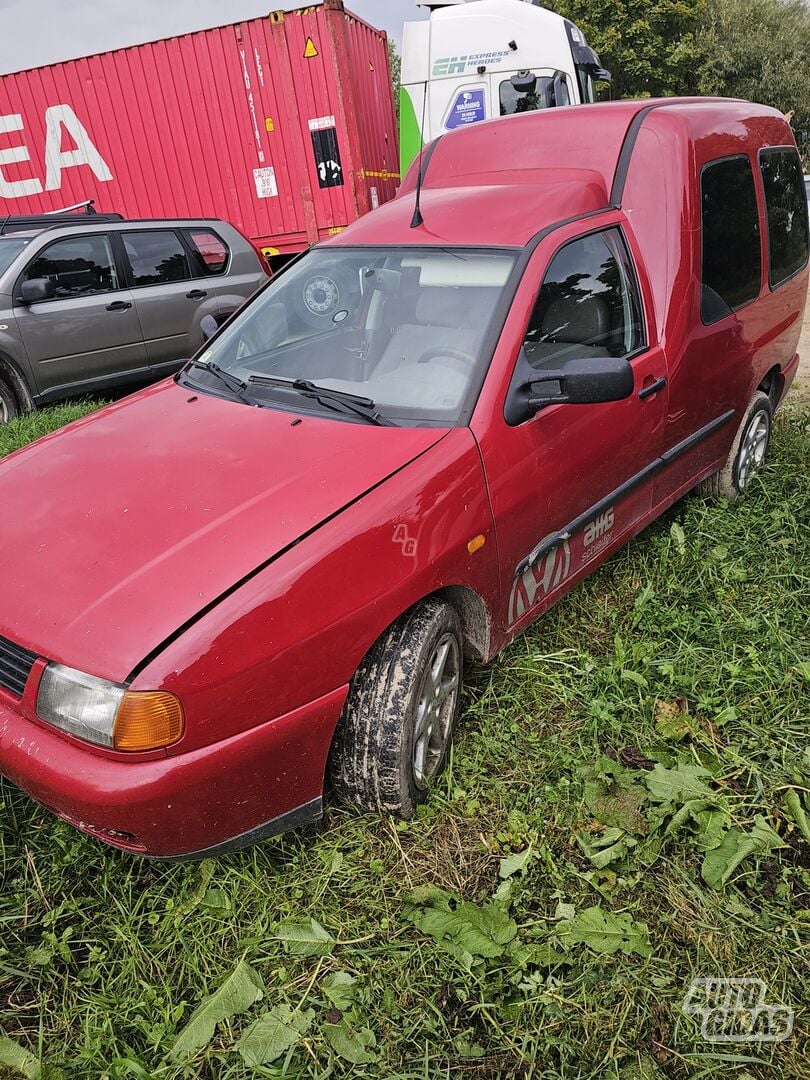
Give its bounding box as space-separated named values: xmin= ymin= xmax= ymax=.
xmin=700 ymin=391 xmax=773 ymax=501
xmin=330 ymin=599 xmax=463 ymax=818
xmin=0 ymin=375 xmax=19 ymax=424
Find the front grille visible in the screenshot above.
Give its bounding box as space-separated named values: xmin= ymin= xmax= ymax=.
xmin=0 ymin=635 xmax=37 ymax=698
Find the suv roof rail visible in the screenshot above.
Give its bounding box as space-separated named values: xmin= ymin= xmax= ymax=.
xmin=0 ymin=200 xmax=124 ymax=236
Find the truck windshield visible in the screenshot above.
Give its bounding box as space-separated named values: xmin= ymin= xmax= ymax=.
xmin=0 ymin=237 xmax=31 ymax=276
xmin=194 ymin=247 xmax=516 ymax=425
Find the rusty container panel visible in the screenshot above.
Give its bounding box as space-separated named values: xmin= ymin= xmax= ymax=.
xmin=0 ymin=0 xmax=399 ymax=255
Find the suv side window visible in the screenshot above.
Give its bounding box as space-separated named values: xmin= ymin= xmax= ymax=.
xmin=523 ymin=228 xmax=644 ymax=370
xmin=123 ymin=230 xmax=191 ymax=287
xmin=701 ymin=156 xmax=761 ymax=323
xmin=759 ymin=148 xmax=810 ymax=288
xmin=183 ymin=229 xmax=230 ymax=276
xmin=24 ymin=235 xmax=119 ymax=298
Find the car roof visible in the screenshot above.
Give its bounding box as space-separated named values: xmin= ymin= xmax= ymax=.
xmin=326 ymin=97 xmax=791 ymax=249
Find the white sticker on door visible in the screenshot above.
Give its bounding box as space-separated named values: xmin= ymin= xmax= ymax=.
xmin=308 ymin=114 xmax=336 ymax=131
xmin=253 ymin=166 xmax=278 ymax=199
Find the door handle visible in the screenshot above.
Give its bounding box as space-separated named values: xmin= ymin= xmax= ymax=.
xmin=186 ymin=289 xmax=208 ymax=300
xmin=106 ymin=300 xmax=132 ymax=312
xmin=639 ymin=377 xmax=667 ymax=400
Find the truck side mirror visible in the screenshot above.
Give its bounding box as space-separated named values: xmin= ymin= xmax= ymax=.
xmin=19 ymin=278 xmax=56 ymax=304
xmin=505 ymin=354 xmax=633 ymax=424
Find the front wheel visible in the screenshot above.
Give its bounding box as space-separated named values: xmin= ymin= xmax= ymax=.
xmin=700 ymin=391 xmax=773 ymax=501
xmin=329 ymin=599 xmax=463 ymax=818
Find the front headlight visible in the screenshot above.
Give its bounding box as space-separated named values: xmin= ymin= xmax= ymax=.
xmin=37 ymin=664 xmax=184 ymax=752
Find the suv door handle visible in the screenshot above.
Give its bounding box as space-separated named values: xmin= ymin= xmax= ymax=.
xmin=186 ymin=289 xmax=208 ymax=300
xmin=106 ymin=300 xmax=132 ymax=312
xmin=639 ymin=377 xmax=667 ymax=400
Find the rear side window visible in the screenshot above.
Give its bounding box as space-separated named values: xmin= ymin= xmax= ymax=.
xmin=523 ymin=228 xmax=645 ymax=370
xmin=123 ymin=231 xmax=190 ymax=287
xmin=701 ymin=157 xmax=761 ymax=323
xmin=24 ymin=235 xmax=118 ymax=298
xmin=759 ymin=148 xmax=809 ymax=288
xmin=184 ymin=229 xmax=230 ymax=276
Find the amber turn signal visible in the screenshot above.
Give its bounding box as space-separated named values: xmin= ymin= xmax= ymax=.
xmin=113 ymin=692 xmax=185 ymax=752
xmin=467 ymin=534 xmax=486 ymax=554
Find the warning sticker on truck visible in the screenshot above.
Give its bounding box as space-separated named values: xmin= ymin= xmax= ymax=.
xmin=253 ymin=166 xmax=279 ymax=199
xmin=445 ymin=89 xmax=486 ymax=130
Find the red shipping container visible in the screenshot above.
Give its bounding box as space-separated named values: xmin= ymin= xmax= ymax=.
xmin=0 ymin=0 xmax=400 ymax=262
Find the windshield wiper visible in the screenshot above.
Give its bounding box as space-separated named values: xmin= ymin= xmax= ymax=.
xmin=184 ymin=359 xmax=261 ymax=407
xmin=248 ymin=374 xmax=394 ymax=427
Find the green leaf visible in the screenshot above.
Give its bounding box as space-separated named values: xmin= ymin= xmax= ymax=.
xmin=237 ymin=1005 xmax=313 ymax=1068
xmin=701 ymin=816 xmax=786 ymax=889
xmin=584 ymin=777 xmax=648 ymax=835
xmin=321 ymin=972 xmax=357 ymax=1011
xmin=577 ymin=827 xmax=637 ymax=869
xmin=169 ymin=960 xmax=264 ymax=1061
xmin=0 ymin=1036 xmax=41 ymax=1079
xmin=406 ymin=894 xmax=517 ymax=963
xmin=670 ymin=521 xmax=686 ymax=554
xmin=499 ymin=848 xmax=533 ymax=879
xmin=322 ymin=1020 xmax=377 ymax=1064
xmin=783 ymin=789 xmax=810 ymax=843
xmin=274 ymin=918 xmax=334 ymax=957
xmin=558 ymin=905 xmax=651 ymax=958
xmin=645 ymin=762 xmax=715 ymax=807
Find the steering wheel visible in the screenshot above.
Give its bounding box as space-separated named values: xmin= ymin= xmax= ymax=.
xmin=417 ymin=346 xmax=477 ymax=369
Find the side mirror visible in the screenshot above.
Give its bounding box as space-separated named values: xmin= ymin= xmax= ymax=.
xmin=19 ymin=278 xmax=56 ymax=304
xmin=200 ymin=314 xmax=219 ymax=340
xmin=505 ymin=354 xmax=633 ymax=425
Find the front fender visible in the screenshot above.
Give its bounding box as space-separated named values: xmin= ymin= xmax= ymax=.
xmin=134 ymin=428 xmax=499 ymax=755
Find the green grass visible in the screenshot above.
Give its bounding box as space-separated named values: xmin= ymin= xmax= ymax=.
xmin=1 ymin=403 xmax=808 ymax=1080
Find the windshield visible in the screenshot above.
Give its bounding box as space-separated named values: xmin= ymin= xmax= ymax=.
xmin=0 ymin=237 xmax=31 ymax=277
xmin=192 ymin=247 xmax=516 ymax=425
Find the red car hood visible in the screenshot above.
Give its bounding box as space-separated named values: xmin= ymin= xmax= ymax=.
xmin=0 ymin=382 xmax=447 ymax=682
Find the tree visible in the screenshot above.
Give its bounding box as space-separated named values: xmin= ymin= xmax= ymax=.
xmin=388 ymin=39 xmax=401 ymax=117
xmin=546 ymin=0 xmax=706 ymax=98
xmin=694 ymin=0 xmax=810 ymax=151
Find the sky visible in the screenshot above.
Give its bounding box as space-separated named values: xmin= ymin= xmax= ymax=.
xmin=0 ymin=0 xmax=429 ymax=76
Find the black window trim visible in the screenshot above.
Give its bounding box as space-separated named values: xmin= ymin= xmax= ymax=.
xmin=117 ymin=227 xmax=204 ymax=291
xmin=521 ymin=222 xmax=649 ymax=367
xmin=13 ymin=230 xmax=126 ymax=306
xmin=699 ymin=152 xmax=764 ymax=327
xmin=757 ymin=145 xmax=810 ymax=292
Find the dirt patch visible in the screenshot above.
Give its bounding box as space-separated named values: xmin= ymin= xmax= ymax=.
xmin=790 ymin=293 xmax=810 ymax=408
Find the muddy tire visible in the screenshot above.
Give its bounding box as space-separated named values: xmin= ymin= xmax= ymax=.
xmin=0 ymin=375 xmax=19 ymax=424
xmin=699 ymin=391 xmax=772 ymax=501
xmin=329 ymin=599 xmax=463 ymax=818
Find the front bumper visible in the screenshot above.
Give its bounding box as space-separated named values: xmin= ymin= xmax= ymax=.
xmin=0 ymin=683 xmax=348 ymax=858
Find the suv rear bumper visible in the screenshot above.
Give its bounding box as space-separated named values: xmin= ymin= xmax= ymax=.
xmin=0 ymin=685 xmax=347 ymax=858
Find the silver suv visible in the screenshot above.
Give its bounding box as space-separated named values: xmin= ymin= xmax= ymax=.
xmin=0 ymin=218 xmax=268 ymax=422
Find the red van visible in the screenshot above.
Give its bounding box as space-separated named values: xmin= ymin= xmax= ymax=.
xmin=0 ymin=99 xmax=807 ymax=859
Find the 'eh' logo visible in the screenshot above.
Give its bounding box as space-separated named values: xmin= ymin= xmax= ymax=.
xmin=433 ymin=56 xmax=468 ymax=76
xmin=584 ymin=508 xmax=615 ymax=548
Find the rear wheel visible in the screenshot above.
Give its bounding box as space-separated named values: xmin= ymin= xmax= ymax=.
xmin=329 ymin=599 xmax=462 ymax=818
xmin=700 ymin=391 xmax=772 ymax=501
xmin=0 ymin=375 xmax=19 ymax=424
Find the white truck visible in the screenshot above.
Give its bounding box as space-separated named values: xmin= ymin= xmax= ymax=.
xmin=400 ymin=0 xmax=610 ymax=173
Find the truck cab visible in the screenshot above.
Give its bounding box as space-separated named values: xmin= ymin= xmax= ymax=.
xmin=400 ymin=0 xmax=610 ymax=173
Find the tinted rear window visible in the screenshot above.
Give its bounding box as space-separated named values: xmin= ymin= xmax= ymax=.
xmin=123 ymin=231 xmax=190 ymax=287
xmin=759 ymin=148 xmax=809 ymax=288
xmin=701 ymin=156 xmax=762 ymax=323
